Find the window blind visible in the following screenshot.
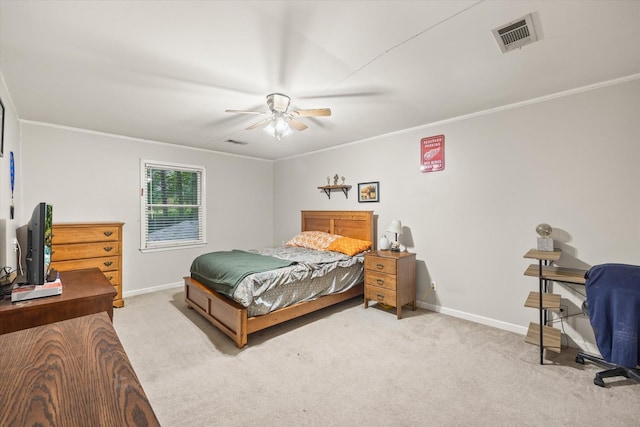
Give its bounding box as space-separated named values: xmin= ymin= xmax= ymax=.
xmin=141 ymin=161 xmax=205 ymax=250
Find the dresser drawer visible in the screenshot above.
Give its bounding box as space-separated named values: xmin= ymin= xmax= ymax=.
xmin=52 ymin=242 xmax=120 ymax=262
xmin=51 ymin=222 xmax=124 ymax=308
xmin=364 ymin=270 xmax=396 ymax=290
xmin=101 ymin=271 xmax=120 ymax=286
xmin=365 ymin=286 xmax=396 ymax=308
xmin=364 ymin=256 xmax=397 ymax=274
xmin=50 ymin=256 xmax=120 ymax=273
xmin=52 ymin=225 xmax=120 ymax=244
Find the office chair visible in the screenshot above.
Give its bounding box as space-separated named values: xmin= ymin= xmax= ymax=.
xmin=575 ymin=263 xmax=640 ymax=387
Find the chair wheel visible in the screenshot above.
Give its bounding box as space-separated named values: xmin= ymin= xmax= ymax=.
xmin=575 ymin=355 xmax=584 ymax=364
xmin=594 ymin=376 xmax=605 ymax=387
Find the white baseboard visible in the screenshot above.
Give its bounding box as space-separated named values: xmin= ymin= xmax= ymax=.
xmin=417 ymin=301 xmax=601 ymax=353
xmin=122 ymin=281 xmax=183 ymax=298
xmin=418 ymin=301 xmax=529 ymax=336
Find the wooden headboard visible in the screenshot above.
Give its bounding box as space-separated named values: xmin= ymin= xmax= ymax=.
xmin=301 ymin=210 xmax=374 ymax=243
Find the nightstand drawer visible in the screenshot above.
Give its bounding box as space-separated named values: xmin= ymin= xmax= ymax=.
xmin=364 ymin=271 xmax=396 ymax=290
xmin=363 ymin=251 xmax=416 ymax=319
xmin=364 ymin=256 xmax=397 ymax=274
xmin=365 ymin=286 xmax=396 ymax=307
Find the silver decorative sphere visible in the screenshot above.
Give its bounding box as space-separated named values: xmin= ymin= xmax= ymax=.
xmin=536 ymin=223 xmax=552 ymax=237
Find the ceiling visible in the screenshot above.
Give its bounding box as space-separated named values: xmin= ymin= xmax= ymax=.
xmin=1 ymin=1 xmax=639 ymax=161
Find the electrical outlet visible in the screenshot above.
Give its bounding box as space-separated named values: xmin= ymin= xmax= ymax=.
xmin=12 ymin=238 xmax=18 ymax=252
xmin=430 ymin=281 xmax=437 ymax=291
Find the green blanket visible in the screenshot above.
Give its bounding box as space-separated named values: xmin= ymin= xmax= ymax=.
xmin=190 ymin=250 xmax=297 ymax=296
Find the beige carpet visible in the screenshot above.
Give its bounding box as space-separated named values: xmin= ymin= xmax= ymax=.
xmin=113 ymin=288 xmax=640 ymax=426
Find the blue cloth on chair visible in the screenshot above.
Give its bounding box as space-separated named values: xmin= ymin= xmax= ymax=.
xmin=585 ymin=263 xmax=640 ymax=368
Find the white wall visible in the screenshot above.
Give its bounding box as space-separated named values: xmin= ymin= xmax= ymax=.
xmin=0 ymin=73 xmax=22 ymax=271
xmin=274 ymin=77 xmax=640 ymax=351
xmin=20 ymin=123 xmax=274 ymax=295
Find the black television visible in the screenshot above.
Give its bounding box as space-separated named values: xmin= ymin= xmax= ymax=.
xmin=26 ymin=202 xmax=53 ymax=285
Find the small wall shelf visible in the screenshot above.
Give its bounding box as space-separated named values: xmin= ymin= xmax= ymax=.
xmin=318 ymin=185 xmax=351 ymax=199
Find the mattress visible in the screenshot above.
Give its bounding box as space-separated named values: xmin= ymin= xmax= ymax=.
xmin=192 ymin=246 xmax=364 ymax=317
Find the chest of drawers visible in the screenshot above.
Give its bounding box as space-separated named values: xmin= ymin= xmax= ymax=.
xmin=364 ymin=250 xmax=416 ymax=319
xmin=50 ymin=222 xmax=124 ymax=307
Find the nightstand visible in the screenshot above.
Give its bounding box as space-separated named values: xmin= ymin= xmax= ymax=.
xmin=364 ymin=250 xmax=417 ymax=319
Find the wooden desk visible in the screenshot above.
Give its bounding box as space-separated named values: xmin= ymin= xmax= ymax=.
xmin=0 ymin=312 xmax=159 ymax=426
xmin=0 ymin=268 xmax=117 ymax=335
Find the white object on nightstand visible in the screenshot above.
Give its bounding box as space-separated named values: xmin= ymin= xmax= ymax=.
xmin=379 ymin=235 xmax=390 ymax=250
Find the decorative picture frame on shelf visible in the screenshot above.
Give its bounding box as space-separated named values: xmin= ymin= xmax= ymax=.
xmin=0 ymin=96 xmax=5 ymax=157
xmin=358 ymin=181 xmax=379 ymax=203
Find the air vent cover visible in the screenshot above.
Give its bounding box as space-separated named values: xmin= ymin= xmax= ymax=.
xmin=493 ymin=13 xmax=538 ymax=53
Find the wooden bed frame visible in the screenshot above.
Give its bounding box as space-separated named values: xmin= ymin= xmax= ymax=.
xmin=184 ymin=210 xmax=374 ymax=348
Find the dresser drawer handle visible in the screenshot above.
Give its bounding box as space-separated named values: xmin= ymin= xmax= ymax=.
xmin=103 ymin=246 xmax=113 ymax=252
xmin=376 ymin=264 xmax=384 ymax=270
xmin=104 ymin=231 xmax=113 ymax=237
xmin=105 ymin=275 xmax=113 ymax=281
xmin=376 ymin=279 xmax=384 ymax=285
xmin=376 ymin=294 xmax=384 ymax=301
xmin=104 ymin=261 xmax=113 ymax=267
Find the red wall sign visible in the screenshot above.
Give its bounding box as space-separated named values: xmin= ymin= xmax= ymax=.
xmin=420 ymin=135 xmax=445 ymax=173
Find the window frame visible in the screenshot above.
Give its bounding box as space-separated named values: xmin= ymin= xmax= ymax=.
xmin=140 ymin=159 xmax=206 ymax=252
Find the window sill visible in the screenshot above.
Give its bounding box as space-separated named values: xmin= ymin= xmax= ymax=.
xmin=140 ymin=242 xmax=207 ymax=253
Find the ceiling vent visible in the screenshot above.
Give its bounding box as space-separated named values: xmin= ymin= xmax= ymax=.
xmin=492 ymin=13 xmax=539 ymax=53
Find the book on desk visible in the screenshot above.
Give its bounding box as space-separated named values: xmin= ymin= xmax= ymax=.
xmin=11 ymin=276 xmax=62 ymax=303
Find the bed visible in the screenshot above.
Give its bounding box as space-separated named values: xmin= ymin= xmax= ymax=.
xmin=184 ymin=210 xmax=374 ymax=348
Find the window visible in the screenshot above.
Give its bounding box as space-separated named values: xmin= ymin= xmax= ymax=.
xmin=140 ymin=160 xmax=206 ymax=251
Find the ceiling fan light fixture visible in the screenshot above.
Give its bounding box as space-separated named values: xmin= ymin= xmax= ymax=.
xmin=263 ymin=115 xmax=293 ymax=141
xmin=227 ymin=92 xmax=329 ymax=138
xmin=266 ymin=93 xmax=290 ymax=113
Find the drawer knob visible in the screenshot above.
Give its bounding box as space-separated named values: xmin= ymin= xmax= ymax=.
xmin=376 ymin=264 xmax=384 ymax=270
xmin=104 ymin=231 xmax=113 ymax=237
xmin=106 ymin=276 xmax=113 ymax=281
xmin=376 ymin=279 xmax=384 ymax=285
xmin=104 ymin=261 xmax=113 ymax=267
xmin=103 ymin=246 xmax=113 ymax=252
xmin=376 ymin=294 xmax=384 ymax=301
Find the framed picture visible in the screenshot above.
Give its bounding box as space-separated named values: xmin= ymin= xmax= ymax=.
xmin=358 ymin=181 xmax=379 ymax=203
xmin=0 ymin=96 xmax=4 ymax=157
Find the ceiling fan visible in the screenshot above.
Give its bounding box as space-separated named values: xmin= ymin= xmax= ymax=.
xmin=225 ymin=93 xmax=331 ymax=140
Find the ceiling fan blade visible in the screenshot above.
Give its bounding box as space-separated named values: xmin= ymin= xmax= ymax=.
xmin=246 ymin=118 xmax=272 ymax=130
xmin=225 ymin=109 xmax=267 ymax=115
xmin=287 ymin=117 xmax=308 ymax=131
xmin=292 ymin=108 xmax=331 ymax=117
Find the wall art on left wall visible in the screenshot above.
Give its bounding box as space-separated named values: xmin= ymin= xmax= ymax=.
xmin=0 ymin=96 xmax=5 ymax=157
